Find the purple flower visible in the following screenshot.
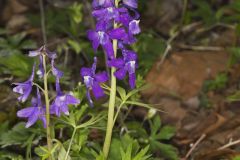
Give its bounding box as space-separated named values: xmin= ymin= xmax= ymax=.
xmin=29 ymin=46 xmax=57 ymax=59
xmin=51 ymin=59 xmax=63 ymax=78
xmin=29 ymin=46 xmax=57 ymax=78
xmin=92 ymin=7 xmax=128 ymax=22
xmin=80 ymin=57 xmax=108 ymax=105
xmin=122 ymin=0 xmax=137 ymax=8
xmin=129 ymin=20 xmax=140 ymax=35
xmin=17 ymin=89 xmax=46 ymax=128
xmin=50 ymin=78 xmax=80 ymax=117
xmin=108 ymin=50 xmax=137 ymax=88
xmin=87 ymin=27 xmax=127 ymax=59
xmin=13 ymin=64 xmax=35 ymax=102
xmin=92 ymin=0 xmax=114 ymax=9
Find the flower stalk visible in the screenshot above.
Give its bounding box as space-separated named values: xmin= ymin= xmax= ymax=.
xmin=42 ymin=54 xmax=52 ymax=158
xmin=103 ymin=1 xmax=119 ymax=158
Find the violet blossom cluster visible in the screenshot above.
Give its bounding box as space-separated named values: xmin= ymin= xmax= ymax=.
xmin=81 ymin=0 xmax=140 ymax=103
xmin=13 ymin=46 xmax=80 ymax=128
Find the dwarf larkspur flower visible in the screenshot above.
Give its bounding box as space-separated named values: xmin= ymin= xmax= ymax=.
xmin=17 ymin=88 xmax=46 ymax=128
xmin=80 ymin=57 xmax=108 ymax=106
xmin=50 ymin=78 xmax=80 ymax=117
xmin=13 ymin=64 xmax=35 ymax=102
xmin=108 ymin=50 xmax=137 ymax=88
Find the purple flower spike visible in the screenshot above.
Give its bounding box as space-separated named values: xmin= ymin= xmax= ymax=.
xmin=17 ymin=89 xmax=46 ymax=128
xmin=51 ymin=78 xmax=80 ymax=117
xmin=108 ymin=50 xmax=137 ymax=88
xmin=123 ymin=0 xmax=138 ymax=8
xmin=13 ymin=64 xmax=35 ymax=102
xmin=80 ymin=57 xmax=108 ymax=106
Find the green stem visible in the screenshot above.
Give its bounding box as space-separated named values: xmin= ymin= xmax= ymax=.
xmin=103 ymin=1 xmax=119 ymax=157
xmin=64 ymin=128 xmax=76 ymax=160
xmin=42 ymin=54 xmax=52 ymax=159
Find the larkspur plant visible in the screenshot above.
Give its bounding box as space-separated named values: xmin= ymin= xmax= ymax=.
xmin=12 ymin=0 xmax=141 ymax=159
xmin=13 ymin=46 xmax=80 ymax=159
xmin=84 ymin=0 xmax=141 ymax=158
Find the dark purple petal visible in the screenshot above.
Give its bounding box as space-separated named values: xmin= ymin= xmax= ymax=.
xmin=129 ymin=73 xmax=136 ymax=89
xmin=108 ymin=28 xmax=127 ymax=40
xmin=114 ymin=68 xmax=127 ymax=80
xmin=123 ymin=0 xmax=137 ymax=8
xmin=123 ymin=50 xmax=137 ymax=61
xmin=95 ymin=72 xmax=109 ymax=83
xmin=129 ymin=20 xmax=141 ymax=35
xmin=108 ymin=58 xmax=125 ymax=68
xmin=81 ymin=68 xmax=92 ymax=77
xmin=103 ymin=41 xmax=114 ymax=59
xmin=92 ymin=82 xmax=105 ymax=99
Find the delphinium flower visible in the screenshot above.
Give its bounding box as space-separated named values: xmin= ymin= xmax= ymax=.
xmin=17 ymin=88 xmax=46 ymax=128
xmin=13 ymin=64 xmax=35 ymax=102
xmin=108 ymin=49 xmax=137 ymax=88
xmin=14 ymin=46 xmax=80 ymax=127
xmin=50 ymin=78 xmax=80 ymax=117
xmin=80 ymin=57 xmax=108 ymax=106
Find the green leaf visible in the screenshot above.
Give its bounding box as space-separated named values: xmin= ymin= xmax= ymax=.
xmin=150 ymin=115 xmax=161 ymax=136
xmin=117 ymin=86 xmax=126 ymax=101
xmin=150 ymin=141 xmax=178 ymax=160
xmin=57 ymin=145 xmax=71 ymax=160
xmin=132 ymin=145 xmax=151 ymax=160
xmin=34 ymin=146 xmax=50 ymax=160
xmin=156 ymin=126 xmax=176 ymax=140
xmin=68 ymin=39 xmax=81 ymax=54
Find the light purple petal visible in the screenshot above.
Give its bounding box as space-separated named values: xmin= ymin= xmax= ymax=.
xmin=25 ymin=109 xmax=39 ymax=128
xmin=51 ymin=59 xmax=63 ymax=78
xmin=17 ymin=107 xmax=36 ymax=118
xmin=129 ymin=20 xmax=141 ymax=35
xmin=123 ymin=0 xmax=137 ymax=8
xmin=65 ymin=94 xmax=80 ymax=105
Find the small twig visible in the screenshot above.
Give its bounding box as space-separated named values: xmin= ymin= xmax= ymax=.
xmin=177 ymin=44 xmax=224 ymax=51
xmin=218 ymin=139 xmax=240 ymax=150
xmin=39 ymin=0 xmax=47 ymax=45
xmin=182 ymin=134 xmax=206 ymax=160
xmin=157 ymin=31 xmax=179 ymax=69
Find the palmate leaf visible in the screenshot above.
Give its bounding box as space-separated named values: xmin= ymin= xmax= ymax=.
xmin=0 ymin=122 xmax=32 ymax=147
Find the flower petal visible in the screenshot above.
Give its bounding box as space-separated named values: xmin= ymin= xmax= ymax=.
xmin=114 ymin=68 xmax=127 ymax=80
xmin=95 ymin=72 xmax=109 ymax=83
xmin=92 ymin=82 xmax=105 ymax=99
